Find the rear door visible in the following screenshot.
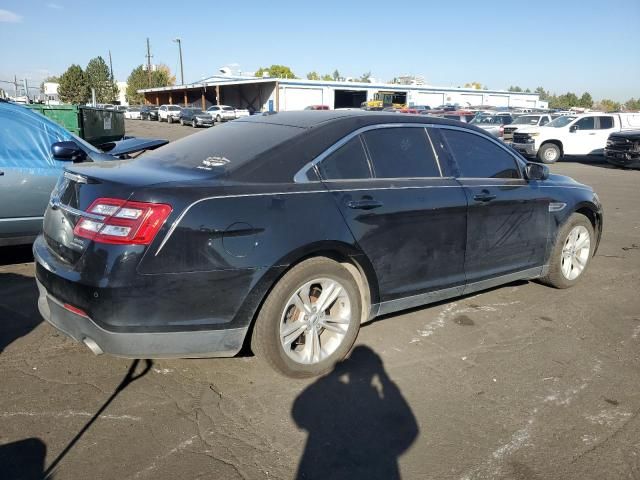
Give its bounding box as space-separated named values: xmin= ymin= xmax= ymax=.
xmin=438 ymin=127 xmax=549 ymax=284
xmin=317 ymin=125 xmax=468 ymax=307
xmin=591 ymin=115 xmax=617 ymax=154
xmin=0 ymin=106 xmax=68 ymax=243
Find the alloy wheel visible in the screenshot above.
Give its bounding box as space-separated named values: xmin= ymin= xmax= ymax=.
xmin=279 ymin=278 xmax=352 ymax=365
xmin=560 ymin=225 xmax=590 ymax=280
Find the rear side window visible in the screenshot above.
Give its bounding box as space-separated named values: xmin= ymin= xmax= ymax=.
xmin=318 ymin=136 xmax=371 ymax=180
xmin=362 ymin=127 xmax=440 ymax=178
xmin=441 ymin=129 xmax=520 ymax=179
xmin=597 ymin=116 xmax=614 ymax=129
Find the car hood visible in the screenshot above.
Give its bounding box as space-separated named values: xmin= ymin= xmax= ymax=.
xmin=514 ymin=126 xmax=542 ymax=134
xmin=609 ymin=130 xmax=640 ymax=140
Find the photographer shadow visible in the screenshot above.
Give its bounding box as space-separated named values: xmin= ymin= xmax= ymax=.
xmin=292 ymin=345 xmax=418 ymax=480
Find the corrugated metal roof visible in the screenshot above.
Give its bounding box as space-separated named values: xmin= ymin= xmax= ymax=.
xmin=137 ymin=74 xmax=539 ymax=97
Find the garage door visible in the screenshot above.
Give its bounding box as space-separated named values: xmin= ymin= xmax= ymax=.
xmin=487 ymin=95 xmax=509 ymax=107
xmin=460 ymin=93 xmax=483 ymax=107
xmin=283 ymin=87 xmax=323 ymax=111
xmin=411 ymin=92 xmax=444 ymax=108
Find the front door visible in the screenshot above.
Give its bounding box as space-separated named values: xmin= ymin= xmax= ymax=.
xmin=438 ymin=128 xmax=549 ymax=284
xmin=317 ymin=126 xmax=468 ymax=305
xmin=0 ymin=106 xmax=67 ymax=243
xmin=564 ymin=116 xmax=604 ymax=155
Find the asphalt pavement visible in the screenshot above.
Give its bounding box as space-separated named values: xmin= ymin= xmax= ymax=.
xmin=0 ymin=119 xmax=638 ymax=479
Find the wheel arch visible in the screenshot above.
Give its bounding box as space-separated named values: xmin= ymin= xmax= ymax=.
xmin=238 ymin=241 xmax=380 ymax=352
xmin=573 ymin=202 xmax=603 ymax=254
xmin=541 ymin=139 xmax=563 ymax=155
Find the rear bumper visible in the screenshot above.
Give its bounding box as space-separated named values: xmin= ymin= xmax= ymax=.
xmin=36 ymin=277 xmax=247 ymax=358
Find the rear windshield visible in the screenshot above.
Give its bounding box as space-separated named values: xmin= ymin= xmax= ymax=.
xmin=136 ymin=121 xmax=303 ymax=174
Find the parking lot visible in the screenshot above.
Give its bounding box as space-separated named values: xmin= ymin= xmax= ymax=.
xmin=1 ymin=118 xmax=639 ymax=480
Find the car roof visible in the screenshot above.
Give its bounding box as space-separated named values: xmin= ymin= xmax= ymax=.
xmin=236 ymin=109 xmax=484 ymax=130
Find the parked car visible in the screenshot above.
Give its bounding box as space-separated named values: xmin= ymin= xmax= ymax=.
xmin=469 ymin=113 xmax=513 ymax=137
xmin=502 ymin=114 xmax=558 ymax=142
xmin=399 ymin=106 xmax=431 ymax=114
xmin=158 ymin=105 xmax=182 ymax=123
xmin=0 ymin=100 xmax=167 ymax=247
xmin=233 ymin=107 xmax=250 ymax=118
xmin=512 ymin=113 xmax=640 ymax=163
xmin=604 ymin=130 xmax=640 ymax=169
xmin=124 ymin=107 xmax=142 ymax=120
xmin=304 ymin=105 xmax=330 ymax=110
xmin=206 ymin=105 xmax=237 ymax=122
xmin=140 ymin=105 xmax=159 ymax=121
xmin=438 ymin=111 xmax=476 ymax=123
xmin=33 ymin=110 xmax=603 ymax=377
xmin=179 ymin=108 xmax=214 ymax=128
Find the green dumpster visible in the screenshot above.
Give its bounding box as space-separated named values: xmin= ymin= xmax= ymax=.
xmin=26 ymin=104 xmax=125 ymax=147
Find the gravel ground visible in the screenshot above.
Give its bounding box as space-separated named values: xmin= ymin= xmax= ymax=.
xmin=0 ymin=120 xmax=638 ymax=480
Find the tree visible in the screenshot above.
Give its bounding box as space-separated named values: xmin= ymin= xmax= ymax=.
xmin=534 ymin=87 xmax=550 ymax=101
xmin=156 ymin=64 xmax=176 ymax=86
xmin=578 ymin=92 xmax=593 ymax=109
xmin=624 ymin=98 xmax=640 ymax=111
xmin=464 ymin=82 xmax=482 ymax=90
xmin=550 ymin=92 xmax=579 ymax=109
xmin=525 ymin=88 xmax=531 ymax=93
xmin=254 ymin=65 xmax=296 ymax=79
xmin=357 ymin=71 xmax=372 ymax=83
xmin=321 ymin=74 xmax=333 ymax=81
xmin=86 ymin=56 xmax=117 ymax=103
xmin=332 ymin=69 xmax=340 ymax=81
xmin=58 ymin=64 xmax=90 ymax=104
xmin=508 ymin=85 xmax=523 ymax=92
xmin=125 ymin=64 xmax=174 ymax=105
xmin=306 ymin=71 xmax=320 ymax=80
xmin=594 ymin=99 xmax=621 ymax=112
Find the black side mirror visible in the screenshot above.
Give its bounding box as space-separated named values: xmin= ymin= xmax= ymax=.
xmin=569 ymin=125 xmax=578 ymax=133
xmin=525 ymin=162 xmax=549 ymax=181
xmin=51 ymin=141 xmax=86 ymax=162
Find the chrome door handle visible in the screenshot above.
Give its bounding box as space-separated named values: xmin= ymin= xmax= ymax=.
xmin=346 ymin=199 xmax=383 ymax=210
xmin=473 ymin=193 xmax=496 ymax=202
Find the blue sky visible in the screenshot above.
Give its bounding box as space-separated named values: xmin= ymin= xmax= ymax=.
xmin=1 ymin=0 xmax=638 ymax=101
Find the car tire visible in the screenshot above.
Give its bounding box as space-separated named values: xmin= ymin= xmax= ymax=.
xmin=540 ymin=213 xmax=595 ymax=289
xmin=538 ymin=143 xmax=561 ymax=164
xmin=251 ymin=257 xmax=363 ymax=378
xmin=180 ymin=119 xmax=184 ymax=126
xmin=216 ymin=115 xmax=221 ymax=123
xmin=167 ymin=116 xmax=172 ymax=124
xmin=192 ymin=120 xmax=197 ymax=128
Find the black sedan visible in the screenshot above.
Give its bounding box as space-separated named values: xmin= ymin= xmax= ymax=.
xmin=34 ymin=111 xmax=603 ymax=377
xmin=179 ymin=108 xmax=214 ymax=128
xmin=140 ymin=105 xmax=159 ymax=121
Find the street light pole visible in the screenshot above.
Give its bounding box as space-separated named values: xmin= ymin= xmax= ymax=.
xmin=173 ymin=38 xmax=184 ymax=85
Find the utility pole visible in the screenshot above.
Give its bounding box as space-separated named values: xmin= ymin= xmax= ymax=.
xmin=108 ymin=50 xmax=114 ymax=81
xmin=145 ymin=38 xmax=153 ymax=86
xmin=173 ymin=38 xmax=184 ymax=85
xmin=14 ymin=75 xmax=18 ymax=97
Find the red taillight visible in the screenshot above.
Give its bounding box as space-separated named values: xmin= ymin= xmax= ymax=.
xmin=63 ymin=303 xmax=89 ymax=318
xmin=73 ymin=197 xmax=172 ymax=245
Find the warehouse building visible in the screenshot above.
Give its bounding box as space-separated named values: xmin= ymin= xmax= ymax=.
xmin=138 ymin=75 xmax=547 ymax=111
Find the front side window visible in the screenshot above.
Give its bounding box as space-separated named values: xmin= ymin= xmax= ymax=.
xmin=362 ymin=127 xmax=440 ymax=178
xmin=540 ymin=116 xmax=550 ymax=126
xmin=441 ymin=129 xmax=520 ymax=179
xmin=597 ymin=116 xmax=614 ymax=129
xmin=318 ymin=136 xmax=371 ymax=180
xmin=574 ymin=117 xmax=595 ymax=130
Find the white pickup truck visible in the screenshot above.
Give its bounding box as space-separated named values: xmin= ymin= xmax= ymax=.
xmin=512 ymin=112 xmax=640 ymax=163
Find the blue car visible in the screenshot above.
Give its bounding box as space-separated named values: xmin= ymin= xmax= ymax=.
xmin=0 ymin=100 xmax=167 ymax=246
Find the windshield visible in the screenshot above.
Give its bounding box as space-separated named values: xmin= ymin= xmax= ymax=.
xmin=547 ymin=116 xmax=577 ymax=128
xmin=470 ymin=116 xmax=500 ymax=125
xmin=512 ymin=115 xmax=540 ymax=125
